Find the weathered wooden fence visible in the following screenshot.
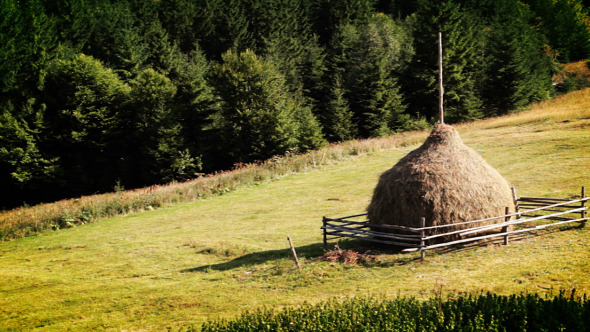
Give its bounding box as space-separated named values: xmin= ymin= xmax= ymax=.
xmin=322 ymin=187 xmax=587 ymax=259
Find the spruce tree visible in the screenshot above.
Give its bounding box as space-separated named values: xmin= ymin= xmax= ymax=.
xmin=324 ymin=74 xmax=356 ymax=141
xmin=523 ymin=0 xmax=590 ymax=62
xmin=308 ymin=0 xmax=375 ymax=44
xmin=156 ymin=0 xmax=197 ymax=53
xmin=170 ymin=46 xmax=217 ymax=174
xmin=42 ymin=54 xmax=130 ymax=196
xmin=479 ymin=0 xmax=554 ymax=115
xmin=210 ymin=50 xmax=324 ymax=165
xmin=327 ymin=14 xmax=410 ymax=138
xmin=408 ymin=0 xmax=485 ymax=123
xmin=124 ymin=68 xmax=202 ymax=185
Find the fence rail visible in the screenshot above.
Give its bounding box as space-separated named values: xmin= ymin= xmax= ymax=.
xmin=321 ymin=187 xmax=587 ymax=259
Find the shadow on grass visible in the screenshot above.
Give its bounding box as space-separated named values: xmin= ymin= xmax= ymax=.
xmin=181 ymin=224 xmax=582 ymax=273
xmin=181 ymin=242 xmax=326 ymax=273
xmin=181 ymin=238 xmax=427 ymax=273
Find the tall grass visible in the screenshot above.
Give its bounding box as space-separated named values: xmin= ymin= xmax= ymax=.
xmin=0 ymin=131 xmax=427 ymax=241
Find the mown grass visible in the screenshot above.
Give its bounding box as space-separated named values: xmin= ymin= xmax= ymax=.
xmin=0 ymin=131 xmax=427 ymax=242
xmin=0 ymin=88 xmax=589 ymax=331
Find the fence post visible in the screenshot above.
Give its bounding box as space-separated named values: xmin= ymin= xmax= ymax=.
xmin=512 ymin=187 xmax=520 ymax=218
xmin=503 ymin=206 xmax=510 ymax=245
xmin=287 ymin=236 xmax=301 ymax=269
xmin=420 ymin=217 xmax=426 ymax=260
xmin=322 ymin=217 xmax=327 ymax=247
xmin=582 ymin=186 xmax=586 ymax=227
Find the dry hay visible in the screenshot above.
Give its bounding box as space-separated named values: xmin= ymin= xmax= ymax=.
xmin=316 ymin=246 xmax=377 ymax=265
xmin=367 ymin=124 xmax=515 ymax=243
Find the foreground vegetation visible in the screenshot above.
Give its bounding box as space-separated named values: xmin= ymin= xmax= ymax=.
xmin=199 ymin=293 xmax=589 ymax=331
xmin=0 ymin=89 xmax=589 ymax=330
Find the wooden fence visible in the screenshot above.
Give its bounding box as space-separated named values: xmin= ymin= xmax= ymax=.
xmin=322 ymin=187 xmax=587 ymax=259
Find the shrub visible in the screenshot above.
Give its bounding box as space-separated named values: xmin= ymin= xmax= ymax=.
xmin=196 ymin=292 xmax=588 ymax=332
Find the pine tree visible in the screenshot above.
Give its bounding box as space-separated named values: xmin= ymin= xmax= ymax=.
xmin=170 ymin=46 xmax=217 ymax=173
xmin=407 ymin=0 xmax=485 ymax=123
xmin=327 ymin=14 xmax=410 ymax=138
xmin=308 ymin=0 xmax=376 ymax=45
xmin=324 ymin=74 xmax=356 ymax=141
xmin=523 ymin=0 xmax=590 ymax=62
xmin=479 ymin=0 xmax=554 ymax=115
xmin=0 ymin=0 xmax=55 ymax=96
xmin=210 ymin=50 xmax=324 ymax=164
xmin=42 ymin=54 xmax=130 ymax=196
xmin=123 ymin=68 xmax=202 ymax=185
xmin=299 ymin=34 xmax=328 ymax=116
xmin=157 ymin=0 xmax=197 ymax=53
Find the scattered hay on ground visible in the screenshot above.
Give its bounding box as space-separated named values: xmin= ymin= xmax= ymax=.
xmin=316 ymin=245 xmax=378 ymax=265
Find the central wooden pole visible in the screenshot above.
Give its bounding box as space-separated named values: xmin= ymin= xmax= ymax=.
xmin=438 ymin=32 xmax=444 ymax=125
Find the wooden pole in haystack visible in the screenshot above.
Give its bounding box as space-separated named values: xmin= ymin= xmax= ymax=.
xmin=438 ymin=32 xmax=444 ymax=125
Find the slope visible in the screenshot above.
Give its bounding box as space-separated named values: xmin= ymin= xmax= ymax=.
xmin=0 ymin=88 xmax=589 ymax=331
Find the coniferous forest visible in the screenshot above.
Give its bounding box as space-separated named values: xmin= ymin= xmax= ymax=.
xmin=1 ymin=0 xmax=589 ymax=209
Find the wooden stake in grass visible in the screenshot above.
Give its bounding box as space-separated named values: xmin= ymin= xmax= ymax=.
xmin=581 ymin=186 xmax=586 ymax=227
xmin=439 ymin=32 xmax=444 ymax=125
xmin=287 ymin=236 xmax=301 ymax=269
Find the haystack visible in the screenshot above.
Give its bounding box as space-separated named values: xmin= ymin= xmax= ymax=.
xmin=367 ymin=124 xmax=514 ymax=243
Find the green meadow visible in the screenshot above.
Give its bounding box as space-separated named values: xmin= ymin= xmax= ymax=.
xmin=1 ymin=88 xmax=589 ymax=331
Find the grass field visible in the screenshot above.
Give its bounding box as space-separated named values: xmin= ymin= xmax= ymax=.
xmin=1 ymin=88 xmax=589 ymax=331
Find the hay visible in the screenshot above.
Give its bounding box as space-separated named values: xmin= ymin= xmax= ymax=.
xmin=367 ymin=124 xmax=515 ymax=243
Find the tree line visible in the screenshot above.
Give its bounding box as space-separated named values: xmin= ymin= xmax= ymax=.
xmin=1 ymin=0 xmax=589 ymax=209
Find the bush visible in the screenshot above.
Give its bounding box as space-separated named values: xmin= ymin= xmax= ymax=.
xmin=196 ymin=292 xmax=588 ymax=332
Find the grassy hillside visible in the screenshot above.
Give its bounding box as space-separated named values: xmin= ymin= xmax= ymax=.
xmin=0 ymin=88 xmax=589 ymax=331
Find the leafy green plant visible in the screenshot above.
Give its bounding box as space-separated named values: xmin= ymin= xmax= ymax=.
xmin=197 ymin=292 xmax=588 ymax=332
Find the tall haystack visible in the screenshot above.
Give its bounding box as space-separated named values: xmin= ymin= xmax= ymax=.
xmin=367 ymin=124 xmax=514 ymax=243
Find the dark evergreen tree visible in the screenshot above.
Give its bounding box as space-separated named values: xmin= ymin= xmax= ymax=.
xmin=260 ymin=0 xmax=314 ymax=93
xmin=1 ymin=0 xmax=55 ymax=96
xmin=122 ymin=68 xmax=202 ymax=185
xmin=385 ymin=0 xmax=420 ymax=19
xmin=156 ymin=0 xmax=197 ymax=53
xmin=308 ymin=0 xmax=376 ymax=45
xmin=407 ymin=0 xmax=485 ymax=123
xmin=323 ymin=74 xmax=356 ymax=141
xmin=299 ymin=34 xmax=329 ymax=120
xmin=477 ymin=0 xmax=554 ymax=115
xmin=523 ymin=0 xmax=590 ymax=62
xmin=204 ymin=0 xmax=251 ymax=58
xmin=169 ymin=46 xmax=217 ymax=174
xmin=0 ymin=0 xmax=57 ymax=207
xmin=327 ymin=14 xmax=410 ymax=138
xmin=210 ymin=50 xmax=324 ymax=164
xmin=41 ymin=54 xmax=130 ymax=196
